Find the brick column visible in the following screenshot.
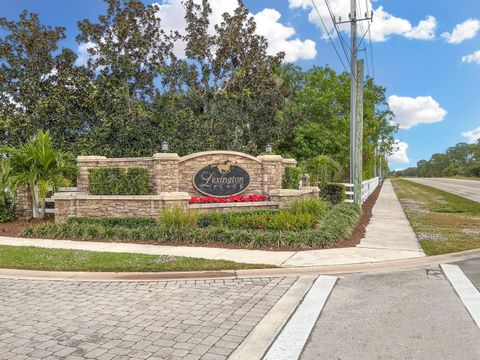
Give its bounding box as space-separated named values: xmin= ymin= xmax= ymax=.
xmin=258 ymin=155 xmax=285 ymax=194
xmin=15 ymin=185 xmax=33 ymax=221
xmin=152 ymin=153 xmax=180 ymax=194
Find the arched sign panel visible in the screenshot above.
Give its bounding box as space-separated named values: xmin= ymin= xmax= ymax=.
xmin=193 ymin=161 xmax=251 ymax=197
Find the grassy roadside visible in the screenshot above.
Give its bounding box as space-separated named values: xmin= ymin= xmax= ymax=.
xmin=0 ymin=245 xmax=274 ymax=272
xmin=391 ymin=179 xmax=480 ymax=255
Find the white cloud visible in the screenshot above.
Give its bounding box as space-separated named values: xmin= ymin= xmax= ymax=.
xmin=152 ymin=0 xmax=316 ymax=62
xmin=405 ymin=15 xmax=437 ymax=40
xmin=388 ymin=95 xmax=447 ymax=130
xmin=388 ymin=140 xmax=409 ymax=164
xmin=441 ymin=18 xmax=480 ymax=44
xmin=462 ymin=50 xmax=480 ymax=65
xmin=462 ymin=127 xmax=480 ymax=143
xmin=75 ymin=41 xmax=96 ymax=67
xmin=288 ymin=1 xmax=436 ymax=42
xmin=254 ymin=9 xmax=316 ymax=62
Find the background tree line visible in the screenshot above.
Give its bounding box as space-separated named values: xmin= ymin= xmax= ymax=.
xmin=0 ymin=0 xmax=396 ymax=182
xmin=392 ymin=140 xmax=480 ymax=178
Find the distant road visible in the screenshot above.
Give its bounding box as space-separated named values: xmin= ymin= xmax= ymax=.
xmin=404 ymin=177 xmax=480 ymax=203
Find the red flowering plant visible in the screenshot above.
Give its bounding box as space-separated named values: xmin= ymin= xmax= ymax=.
xmin=188 ymin=194 xmax=269 ymax=204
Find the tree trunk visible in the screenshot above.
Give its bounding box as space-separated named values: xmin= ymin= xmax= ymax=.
xmin=30 ymin=184 xmax=41 ymax=219
xmin=39 ymin=199 xmax=46 ymax=219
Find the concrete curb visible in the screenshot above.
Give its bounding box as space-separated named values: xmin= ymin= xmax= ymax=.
xmin=1 ymin=248 xmax=480 ymax=282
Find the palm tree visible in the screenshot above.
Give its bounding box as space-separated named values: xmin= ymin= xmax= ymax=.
xmin=272 ymin=63 xmax=302 ymax=100
xmin=1 ymin=131 xmax=77 ymax=218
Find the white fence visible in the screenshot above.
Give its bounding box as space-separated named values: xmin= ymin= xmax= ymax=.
xmin=342 ymin=177 xmax=380 ymax=204
xmin=44 ymin=187 xmax=78 ymax=214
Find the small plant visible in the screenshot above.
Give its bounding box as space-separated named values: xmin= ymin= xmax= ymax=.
xmin=282 ymin=167 xmax=302 ymax=189
xmin=286 ymin=198 xmax=329 ymax=217
xmin=0 ymin=198 xmax=16 ymax=223
xmin=159 ymin=207 xmax=198 ymax=230
xmin=320 ymin=183 xmax=346 ymax=204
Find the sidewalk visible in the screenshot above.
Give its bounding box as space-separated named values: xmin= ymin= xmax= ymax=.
xmin=0 ymin=180 xmax=424 ymax=268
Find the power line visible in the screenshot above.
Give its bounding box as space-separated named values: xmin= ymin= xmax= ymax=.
xmin=310 ymin=0 xmax=351 ymax=76
xmin=323 ymin=0 xmax=355 ymax=78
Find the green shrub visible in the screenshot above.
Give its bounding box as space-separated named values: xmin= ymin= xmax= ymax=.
xmin=88 ymin=168 xmax=151 ymax=195
xmin=197 ymin=210 xmax=317 ymax=231
xmin=0 ymin=198 xmax=16 ymax=223
xmin=67 ymin=216 xmax=157 ymax=228
xmin=320 ymin=183 xmax=346 ymax=204
xmin=159 ymin=207 xmax=198 ymax=230
xmin=318 ymin=203 xmax=361 ymax=244
xmin=303 ymin=155 xmax=342 ymax=187
xmin=286 ymin=198 xmax=328 ymax=218
xmin=21 ymin=203 xmax=361 ymax=249
xmin=282 ymin=167 xmax=302 ymax=189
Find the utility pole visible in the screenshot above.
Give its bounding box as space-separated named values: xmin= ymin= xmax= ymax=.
xmin=335 ymin=0 xmax=372 ymax=205
xmin=353 ymin=60 xmax=364 ymax=205
xmin=349 ymin=0 xmax=357 ymax=185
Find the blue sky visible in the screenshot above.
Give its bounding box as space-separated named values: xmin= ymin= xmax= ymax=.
xmin=1 ymin=0 xmax=479 ymax=169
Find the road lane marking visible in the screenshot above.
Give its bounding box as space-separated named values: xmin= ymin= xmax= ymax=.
xmin=229 ymin=277 xmax=316 ymax=360
xmin=263 ymin=275 xmax=337 ymax=360
xmin=441 ymin=264 xmax=480 ymax=328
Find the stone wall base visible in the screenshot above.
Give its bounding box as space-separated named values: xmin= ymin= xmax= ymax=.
xmin=269 ymin=187 xmax=320 ymax=208
xmin=54 ymin=192 xmax=191 ymax=223
xmin=53 ymin=188 xmax=320 ymax=222
xmin=188 ymin=201 xmax=279 ymax=213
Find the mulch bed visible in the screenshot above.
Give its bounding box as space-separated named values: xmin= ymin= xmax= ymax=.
xmin=0 ymin=186 xmax=383 ymax=250
xmin=331 ymin=182 xmax=383 ymax=248
xmin=0 ymin=218 xmax=53 ymax=237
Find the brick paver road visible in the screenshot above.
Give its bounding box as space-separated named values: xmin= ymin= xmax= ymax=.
xmin=0 ymin=277 xmax=296 ymax=360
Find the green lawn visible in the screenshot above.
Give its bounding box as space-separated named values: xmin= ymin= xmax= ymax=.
xmin=391 ymin=179 xmax=480 ymax=255
xmin=0 ymin=245 xmax=273 ymax=272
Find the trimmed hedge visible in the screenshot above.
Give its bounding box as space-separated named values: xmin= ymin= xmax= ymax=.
xmin=21 ymin=203 xmax=362 ymax=249
xmin=67 ymin=216 xmax=157 ymax=228
xmin=197 ymin=211 xmax=317 ymax=231
xmin=320 ymin=183 xmax=346 ymax=204
xmin=282 ymin=167 xmax=302 ymax=189
xmin=88 ymin=168 xmax=151 ymax=195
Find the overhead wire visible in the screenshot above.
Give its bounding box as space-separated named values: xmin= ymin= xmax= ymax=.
xmin=310 ymin=0 xmax=352 ymax=76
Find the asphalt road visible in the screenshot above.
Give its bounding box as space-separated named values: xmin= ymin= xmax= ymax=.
xmin=456 ymin=258 xmax=480 ymax=291
xmin=404 ymin=177 xmax=480 ymax=203
xmin=301 ymin=265 xmax=480 ymax=360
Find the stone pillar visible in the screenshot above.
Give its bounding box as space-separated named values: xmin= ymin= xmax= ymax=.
xmin=15 ymin=185 xmax=33 ymax=221
xmin=258 ymin=155 xmax=285 ymax=193
xmin=152 ymin=153 xmax=180 ymax=194
xmin=77 ymin=156 xmax=107 ymax=192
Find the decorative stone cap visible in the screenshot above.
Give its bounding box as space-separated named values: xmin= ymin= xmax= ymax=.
xmin=282 ymin=158 xmax=297 ymax=166
xmin=189 ymin=201 xmax=278 ymax=209
xmin=77 ymin=156 xmax=107 ymax=161
xmin=153 ymin=153 xmax=180 ymax=160
xmin=77 ymin=156 xmax=153 ymax=162
xmin=257 ymin=155 xmax=283 ymax=162
xmin=269 ymin=187 xmax=320 ymax=197
xmin=54 ymin=192 xmax=190 ymax=201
